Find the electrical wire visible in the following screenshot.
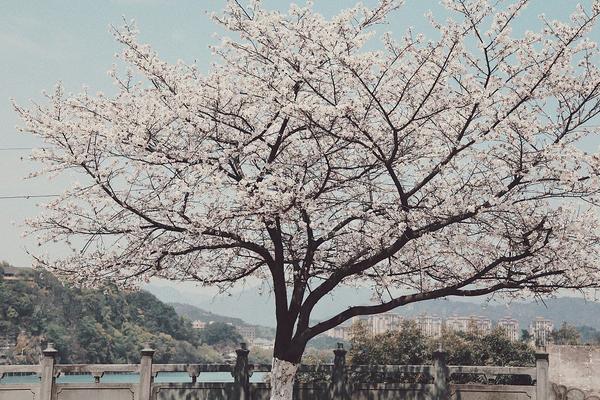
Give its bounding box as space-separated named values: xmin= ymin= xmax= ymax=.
xmin=0 ymin=194 xmax=60 ymax=200
xmin=0 ymin=147 xmax=52 ymax=151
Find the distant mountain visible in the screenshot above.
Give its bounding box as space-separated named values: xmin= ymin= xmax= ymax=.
xmin=146 ymin=282 xmax=277 ymax=326
xmin=169 ymin=302 xmax=276 ymax=340
xmin=145 ymin=283 xmax=197 ymax=304
xmin=145 ymin=283 xmax=373 ymax=326
xmin=145 ymin=283 xmax=600 ymax=330
xmin=170 ymin=302 xmax=249 ymax=326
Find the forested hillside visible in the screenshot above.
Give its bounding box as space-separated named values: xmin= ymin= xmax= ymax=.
xmin=0 ymin=264 xmax=221 ymax=364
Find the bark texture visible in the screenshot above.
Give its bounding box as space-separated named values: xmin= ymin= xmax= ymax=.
xmin=270 ymin=357 xmax=298 ymax=400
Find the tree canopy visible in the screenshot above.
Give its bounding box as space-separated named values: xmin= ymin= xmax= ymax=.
xmin=551 ymin=322 xmax=582 ymax=345
xmin=347 ymin=320 xmax=536 ymax=367
xmin=14 ymin=1 xmax=600 ymax=397
xmin=198 ymin=322 xmax=243 ymax=348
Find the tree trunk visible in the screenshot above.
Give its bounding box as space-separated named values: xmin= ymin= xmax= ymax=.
xmin=269 ymin=357 xmax=299 ymax=400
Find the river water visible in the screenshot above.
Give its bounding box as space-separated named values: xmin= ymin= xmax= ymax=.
xmin=0 ymin=371 xmax=267 ymax=384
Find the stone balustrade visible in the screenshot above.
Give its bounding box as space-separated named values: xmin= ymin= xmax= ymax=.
xmin=0 ymin=342 xmax=552 ymax=400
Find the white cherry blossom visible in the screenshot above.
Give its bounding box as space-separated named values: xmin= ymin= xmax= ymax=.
xmin=13 ymin=1 xmax=600 ymax=399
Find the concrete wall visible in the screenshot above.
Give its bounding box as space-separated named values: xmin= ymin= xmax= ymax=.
xmin=152 ymin=383 xmax=535 ymax=400
xmin=548 ymin=345 xmax=600 ymax=393
xmin=0 ymin=384 xmax=38 ymax=400
xmin=56 ymin=384 xmax=135 ymax=400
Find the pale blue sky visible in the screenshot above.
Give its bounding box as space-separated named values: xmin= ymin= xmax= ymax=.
xmin=1 ymin=1 xmax=598 ymax=268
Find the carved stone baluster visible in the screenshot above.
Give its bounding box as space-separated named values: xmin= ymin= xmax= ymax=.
xmin=187 ymin=365 xmax=200 ymax=384
xmin=91 ymin=370 xmax=104 ymax=383
xmin=139 ymin=345 xmax=155 ymax=400
xmin=40 ymin=343 xmax=58 ymax=400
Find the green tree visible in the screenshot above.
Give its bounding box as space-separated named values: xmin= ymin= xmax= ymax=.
xmin=347 ymin=320 xmax=374 ymax=365
xmin=551 ymin=322 xmax=581 ymax=345
xmin=576 ymin=326 xmax=600 ymax=345
xmin=349 ymin=325 xmax=535 ymax=367
xmin=348 ymin=320 xmax=428 ymax=365
xmin=45 ymin=323 xmax=71 ymax=362
xmin=199 ymin=322 xmax=243 ymax=348
xmin=520 ymin=329 xmax=533 ymax=343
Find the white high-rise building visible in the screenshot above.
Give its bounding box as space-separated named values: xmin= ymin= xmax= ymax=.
xmin=445 ymin=315 xmax=471 ymax=333
xmin=324 ymin=326 xmax=351 ymax=340
xmin=368 ymin=313 xmax=404 ymax=335
xmin=415 ymin=314 xmax=442 ymax=338
xmin=529 ymin=317 xmax=554 ymax=346
xmin=476 ymin=316 xmax=493 ymax=335
xmin=445 ymin=315 xmax=492 ymax=335
xmin=497 ymin=317 xmax=520 ymax=341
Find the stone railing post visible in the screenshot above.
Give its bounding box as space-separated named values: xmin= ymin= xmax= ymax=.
xmin=138 ymin=345 xmax=155 ymax=400
xmin=233 ymin=342 xmax=250 ymax=400
xmin=40 ymin=343 xmax=58 ymax=400
xmin=330 ymin=343 xmax=349 ymax=400
xmin=432 ymin=349 xmax=450 ymax=399
xmin=535 ymin=351 xmax=549 ymax=400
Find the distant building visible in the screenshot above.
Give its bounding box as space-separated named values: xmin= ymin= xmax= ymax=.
xmin=237 ymin=326 xmax=256 ymax=344
xmin=252 ymin=338 xmax=274 ymax=350
xmin=415 ymin=314 xmax=442 ymax=338
xmin=529 ymin=317 xmax=554 ymax=347
xmin=0 ymin=335 xmax=14 ymax=365
xmin=192 ymin=320 xmax=206 ymax=330
xmin=474 ymin=316 xmax=493 ymax=335
xmin=368 ymin=313 xmax=404 ymax=335
xmin=497 ymin=317 xmax=520 ymax=341
xmin=324 ymin=326 xmax=351 ymax=341
xmin=445 ymin=315 xmax=492 ymax=335
xmin=445 ymin=315 xmax=471 ymax=333
xmin=0 ymin=266 xmax=34 ymax=282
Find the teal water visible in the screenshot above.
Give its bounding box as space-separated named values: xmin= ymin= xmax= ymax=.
xmin=0 ymin=371 xmax=267 ymax=384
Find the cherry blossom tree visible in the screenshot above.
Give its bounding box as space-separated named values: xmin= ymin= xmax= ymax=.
xmin=14 ymin=0 xmax=600 ymax=398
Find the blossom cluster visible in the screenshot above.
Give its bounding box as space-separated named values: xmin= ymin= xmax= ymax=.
xmin=14 ymin=0 xmax=600 ymax=328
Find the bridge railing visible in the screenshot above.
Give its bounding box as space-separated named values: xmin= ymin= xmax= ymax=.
xmin=0 ymin=342 xmax=550 ymax=400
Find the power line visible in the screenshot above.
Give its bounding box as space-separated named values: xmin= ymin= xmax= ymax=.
xmin=0 ymin=147 xmax=52 ymax=151
xmin=0 ymin=187 xmax=152 ymax=200
xmin=0 ymin=194 xmax=60 ymax=200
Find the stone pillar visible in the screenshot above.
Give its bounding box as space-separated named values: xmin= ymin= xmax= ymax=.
xmin=330 ymin=343 xmax=349 ymax=400
xmin=138 ymin=345 xmax=155 ymax=400
xmin=233 ymin=342 xmax=250 ymax=400
xmin=40 ymin=343 xmax=58 ymax=400
xmin=536 ymin=351 xmax=549 ymax=400
xmin=432 ymin=349 xmax=450 ymax=399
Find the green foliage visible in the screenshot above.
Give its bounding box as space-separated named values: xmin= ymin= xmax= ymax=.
xmin=0 ymin=265 xmax=224 ymax=364
xmin=520 ymin=329 xmax=532 ymax=342
xmin=0 ymin=261 xmax=11 ymax=276
xmin=249 ymin=346 xmax=274 ymax=364
xmin=432 ymin=328 xmax=536 ymax=367
xmin=346 ymin=320 xmax=374 ymax=365
xmin=348 ymin=324 xmax=536 ymax=367
xmin=551 ymin=322 xmax=581 ymax=345
xmin=577 ymin=325 xmax=600 ymax=344
xmin=349 ymin=320 xmax=429 ymax=365
xmin=199 ymin=322 xmax=243 ymax=348
xmin=306 ymin=334 xmax=347 ymax=350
